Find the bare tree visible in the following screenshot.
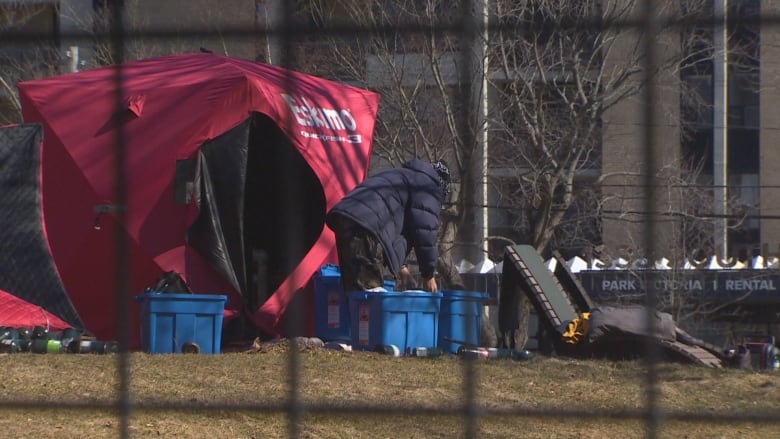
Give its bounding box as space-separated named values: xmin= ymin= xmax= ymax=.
xmin=593 ymin=159 xmax=751 ymax=302
xmin=304 ymin=0 xmax=477 ymax=290
xmin=3 ymin=1 xmax=756 ymax=348
xmin=486 ymin=1 xmax=729 ymax=255
xmin=0 ymin=3 xmax=63 ymax=124
xmin=1 ymin=1 xmax=260 ymax=125
xmin=301 ymin=0 xmax=754 ymax=349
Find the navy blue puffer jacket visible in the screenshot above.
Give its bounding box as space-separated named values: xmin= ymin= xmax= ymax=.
xmin=326 ymin=158 xmax=444 ymax=278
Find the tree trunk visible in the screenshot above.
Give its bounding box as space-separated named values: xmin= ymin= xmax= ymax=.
xmin=501 ymin=294 xmax=532 ymax=350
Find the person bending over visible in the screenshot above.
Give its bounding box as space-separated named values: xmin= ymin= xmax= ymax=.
xmin=326 ymin=158 xmax=451 ymax=293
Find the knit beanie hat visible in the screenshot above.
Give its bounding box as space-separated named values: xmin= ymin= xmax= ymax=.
xmin=432 ymin=159 xmax=452 ymax=195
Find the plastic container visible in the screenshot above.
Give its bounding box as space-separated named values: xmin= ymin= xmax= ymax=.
xmin=0 ymin=339 xmax=21 ymax=353
xmin=348 ymin=290 xmax=442 ymax=353
xmin=374 ymin=344 xmax=402 ymax=357
xmin=30 ymin=339 xmax=62 ymax=354
xmin=314 ymin=264 xmax=398 ymax=342
xmin=742 ymin=335 xmax=779 ymax=370
xmin=314 ymin=264 xmax=351 ymax=342
xmin=438 ymin=290 xmax=489 ymax=354
xmin=412 ymin=347 xmax=444 ymax=357
xmin=457 ymin=346 xmax=489 ymax=359
xmin=75 ymin=340 xmax=118 ymax=354
xmin=135 ymin=293 xmax=227 ymax=354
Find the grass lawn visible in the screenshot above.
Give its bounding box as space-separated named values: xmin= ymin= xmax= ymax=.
xmin=0 ymin=342 xmax=778 ymax=438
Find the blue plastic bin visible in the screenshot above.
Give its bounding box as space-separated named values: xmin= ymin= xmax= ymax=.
xmin=438 ymin=290 xmax=489 ymax=353
xmin=314 ymin=264 xmax=398 ymax=342
xmin=314 ymin=264 xmax=351 ymax=342
xmin=349 ymin=290 xmax=442 ymax=353
xmin=136 ymin=293 xmax=227 ymax=354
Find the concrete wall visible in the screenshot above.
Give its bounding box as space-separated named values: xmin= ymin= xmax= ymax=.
xmin=122 ymin=0 xmax=259 ymax=61
xmin=55 ymin=0 xmax=260 ymax=66
xmin=600 ymin=4 xmax=682 ymax=260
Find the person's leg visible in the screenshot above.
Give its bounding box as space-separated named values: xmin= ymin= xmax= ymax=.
xmin=332 ymin=217 xmax=360 ymax=292
xmin=351 ymin=229 xmax=384 ymax=290
xmin=331 ymin=216 xmax=384 ymax=291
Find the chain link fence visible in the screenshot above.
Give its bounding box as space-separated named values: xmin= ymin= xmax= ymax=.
xmin=2 ymin=1 xmax=780 ymax=438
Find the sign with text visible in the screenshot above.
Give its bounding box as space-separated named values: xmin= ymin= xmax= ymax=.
xmin=577 ymin=270 xmax=780 ymax=304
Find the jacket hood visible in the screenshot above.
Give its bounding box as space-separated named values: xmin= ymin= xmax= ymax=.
xmin=403 ymin=158 xmax=440 ymax=187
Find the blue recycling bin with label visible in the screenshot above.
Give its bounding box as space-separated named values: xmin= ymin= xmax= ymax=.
xmin=136 ymin=293 xmax=227 ymax=354
xmin=349 ymin=290 xmax=442 ymax=353
xmin=314 ymin=264 xmax=352 ymax=342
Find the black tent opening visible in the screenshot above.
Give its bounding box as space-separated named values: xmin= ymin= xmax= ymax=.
xmin=0 ymin=123 xmax=84 ymax=329
xmin=185 ymin=112 xmax=325 ymax=312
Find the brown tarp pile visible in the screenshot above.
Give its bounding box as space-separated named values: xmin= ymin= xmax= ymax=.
xmin=499 ymin=245 xmax=725 ymax=368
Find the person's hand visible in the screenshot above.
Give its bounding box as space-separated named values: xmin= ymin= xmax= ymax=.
xmin=422 ymin=276 xmax=438 ymax=293
xmin=397 ymin=265 xmax=417 ymax=291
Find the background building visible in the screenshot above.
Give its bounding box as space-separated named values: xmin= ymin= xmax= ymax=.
xmin=599 ymin=0 xmax=764 ymax=263
xmin=0 ymin=0 xmax=775 ymax=266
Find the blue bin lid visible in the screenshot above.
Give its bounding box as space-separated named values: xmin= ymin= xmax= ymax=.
xmin=135 ymin=293 xmax=228 ymax=303
xmin=441 ymin=290 xmax=489 ymax=301
xmin=349 ymin=290 xmax=443 ymax=300
xmin=318 ymin=264 xmax=341 ymax=277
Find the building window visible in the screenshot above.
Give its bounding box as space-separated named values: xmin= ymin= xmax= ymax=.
xmin=680 ymin=0 xmax=760 ymax=255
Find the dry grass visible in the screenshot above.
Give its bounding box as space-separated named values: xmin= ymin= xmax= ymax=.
xmin=0 ymin=342 xmax=779 ymax=438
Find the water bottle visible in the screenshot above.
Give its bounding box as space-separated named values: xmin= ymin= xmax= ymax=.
xmin=64 ymin=339 xmax=80 ymax=353
xmin=46 ymin=339 xmax=63 ymax=353
xmin=0 ymin=339 xmax=21 ymax=353
xmin=323 ymin=342 xmax=352 ymax=351
xmin=30 ymin=339 xmax=47 ymax=353
xmin=30 ymin=339 xmax=63 ymax=354
xmin=73 ymin=340 xmax=119 ymax=354
xmin=17 ymin=339 xmax=31 ymax=352
xmin=511 ymin=349 xmax=535 ymax=361
xmin=31 ymin=326 xmax=49 ymax=340
xmin=17 ymin=327 xmax=32 ymax=341
xmin=77 ymin=340 xmax=118 ymax=354
xmin=457 ymin=346 xmax=489 ymax=359
xmin=413 ymin=347 xmax=443 ymax=357
xmin=374 ymin=344 xmax=401 ymax=357
xmin=293 ymin=337 xmax=324 ymax=348
xmin=0 ymin=327 xmax=19 ymax=341
xmin=102 ymin=341 xmax=120 ymax=354
xmin=61 ymin=328 xmax=81 ymax=353
xmin=90 ymin=341 xmax=106 ymax=353
xmin=486 ymin=348 xmax=511 ymax=359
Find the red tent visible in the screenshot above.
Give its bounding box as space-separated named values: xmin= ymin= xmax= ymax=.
xmin=18 ymin=53 xmax=379 ymax=346
xmin=0 ymin=288 xmax=72 ymax=331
